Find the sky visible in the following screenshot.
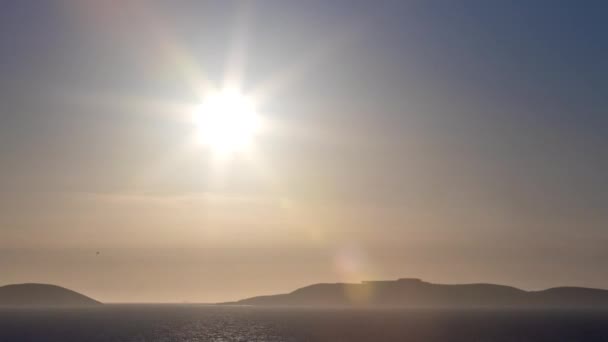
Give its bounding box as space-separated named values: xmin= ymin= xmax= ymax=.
xmin=0 ymin=0 xmax=607 ymax=303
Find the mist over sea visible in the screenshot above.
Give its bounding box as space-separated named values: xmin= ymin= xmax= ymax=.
xmin=1 ymin=305 xmax=608 ymax=341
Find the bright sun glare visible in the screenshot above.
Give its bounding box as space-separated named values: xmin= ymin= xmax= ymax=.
xmin=195 ymin=90 xmax=261 ymax=156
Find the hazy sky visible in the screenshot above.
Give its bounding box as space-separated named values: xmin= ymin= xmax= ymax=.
xmin=1 ymin=0 xmax=607 ymax=302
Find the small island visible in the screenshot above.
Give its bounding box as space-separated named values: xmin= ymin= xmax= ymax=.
xmin=0 ymin=283 xmax=101 ymax=307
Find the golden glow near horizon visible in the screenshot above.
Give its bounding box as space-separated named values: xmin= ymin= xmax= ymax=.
xmin=195 ymin=89 xmax=261 ymax=157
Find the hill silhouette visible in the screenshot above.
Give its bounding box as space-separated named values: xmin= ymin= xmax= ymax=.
xmin=0 ymin=283 xmax=101 ymax=306
xmin=227 ymin=278 xmax=608 ymax=308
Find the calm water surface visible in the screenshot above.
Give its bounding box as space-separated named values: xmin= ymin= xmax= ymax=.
xmin=1 ymin=305 xmax=608 ymax=341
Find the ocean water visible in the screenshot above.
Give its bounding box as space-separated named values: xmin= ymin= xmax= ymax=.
xmin=1 ymin=305 xmax=608 ymax=342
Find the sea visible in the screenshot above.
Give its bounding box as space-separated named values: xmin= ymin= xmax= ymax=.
xmin=1 ymin=305 xmax=608 ymax=341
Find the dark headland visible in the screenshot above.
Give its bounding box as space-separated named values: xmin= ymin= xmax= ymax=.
xmin=0 ymin=283 xmax=101 ymax=307
xmin=226 ymin=278 xmax=608 ymax=309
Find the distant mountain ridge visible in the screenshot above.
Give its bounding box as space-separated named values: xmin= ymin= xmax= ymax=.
xmin=227 ymin=278 xmax=608 ymax=308
xmin=0 ymin=283 xmax=101 ymax=306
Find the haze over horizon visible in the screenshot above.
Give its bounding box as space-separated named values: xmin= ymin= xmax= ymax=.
xmin=1 ymin=0 xmax=607 ymax=303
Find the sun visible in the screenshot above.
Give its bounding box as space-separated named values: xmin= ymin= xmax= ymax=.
xmin=195 ymin=89 xmax=261 ymax=156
